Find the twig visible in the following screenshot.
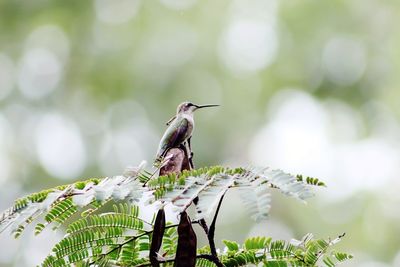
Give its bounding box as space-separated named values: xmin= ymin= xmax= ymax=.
xmin=143 ymin=158 xmax=168 ymax=187
xmin=198 ymin=219 xmax=209 ymax=235
xmin=206 ymin=194 xmax=225 ymax=267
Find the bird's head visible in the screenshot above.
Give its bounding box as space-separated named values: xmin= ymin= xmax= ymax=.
xmin=176 ymin=102 xmax=219 ymax=115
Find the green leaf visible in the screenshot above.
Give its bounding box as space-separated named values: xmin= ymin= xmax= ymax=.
xmin=223 ymin=240 xmax=240 ymax=251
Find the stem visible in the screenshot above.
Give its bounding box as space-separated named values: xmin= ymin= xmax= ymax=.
xmin=206 ymin=194 xmax=225 ymax=267
xmin=142 ymin=163 xmax=163 ymax=187
xmin=89 ymin=232 xmax=148 ymax=265
xmin=198 ymin=219 xmax=209 ymax=235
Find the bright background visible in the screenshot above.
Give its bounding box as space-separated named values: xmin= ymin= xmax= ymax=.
xmin=1 ymin=0 xmax=400 ymax=266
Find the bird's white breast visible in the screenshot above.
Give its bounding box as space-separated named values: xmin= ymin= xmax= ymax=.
xmin=180 ymin=113 xmax=194 ymax=138
xmin=181 ymin=114 xmax=194 ymax=127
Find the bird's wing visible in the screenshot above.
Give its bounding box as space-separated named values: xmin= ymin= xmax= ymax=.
xmin=166 ymin=118 xmax=190 ymax=147
xmin=157 ymin=118 xmax=190 ymax=157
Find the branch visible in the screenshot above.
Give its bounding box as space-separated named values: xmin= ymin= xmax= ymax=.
xmin=207 ymin=194 xmax=225 ymax=267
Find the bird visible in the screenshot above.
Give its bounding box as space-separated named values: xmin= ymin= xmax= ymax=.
xmin=155 ymin=101 xmax=219 ymax=166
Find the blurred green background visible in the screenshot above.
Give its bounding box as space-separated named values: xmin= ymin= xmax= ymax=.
xmin=1 ymin=0 xmax=400 ymax=266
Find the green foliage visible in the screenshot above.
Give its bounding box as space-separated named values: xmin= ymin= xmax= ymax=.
xmin=147 ymin=166 xmax=244 ymax=200
xmin=148 ymin=166 xmax=322 ymax=220
xmin=42 ymin=204 xmax=151 ymax=267
xmin=0 ymin=174 xmax=143 ymax=237
xmin=195 ymin=235 xmax=351 ymax=267
xmin=0 ymin=164 xmax=352 ymax=266
xmin=296 ymin=175 xmax=326 ymax=187
xmin=35 ymin=198 xmax=78 ymax=235
xmin=1 ymin=165 xmax=323 ymax=237
xmin=217 ymin=234 xmax=351 ymax=267
xmin=323 ymin=251 xmax=354 ymax=267
xmin=244 ymin=236 xmax=272 ymax=250
xmin=223 ymin=240 xmax=240 ymax=252
xmin=162 ymin=223 xmax=179 ymax=257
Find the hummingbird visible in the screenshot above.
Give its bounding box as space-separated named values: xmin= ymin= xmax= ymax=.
xmin=155 ymin=102 xmax=219 ymax=167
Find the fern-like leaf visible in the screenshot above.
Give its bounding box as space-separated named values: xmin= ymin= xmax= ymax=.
xmin=216 ymin=234 xmax=352 ymax=267
xmin=148 ymin=166 xmax=321 ymax=220
xmin=0 ymin=164 xmax=145 ymax=237
xmin=42 ymin=206 xmax=151 ymax=267
xmin=323 ymin=251 xmax=353 ymax=267
xmin=239 ymin=183 xmax=271 ymax=221
xmin=296 ymin=174 xmax=326 ymax=187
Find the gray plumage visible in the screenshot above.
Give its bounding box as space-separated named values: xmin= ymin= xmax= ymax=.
xmin=155 ymin=102 xmax=218 ymax=162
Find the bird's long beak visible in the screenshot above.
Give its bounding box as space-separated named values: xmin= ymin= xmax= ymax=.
xmin=194 ymin=104 xmax=220 ymax=110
